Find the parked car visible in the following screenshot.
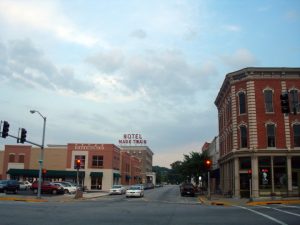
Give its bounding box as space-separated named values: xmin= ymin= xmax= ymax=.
xmin=18 ymin=181 xmax=28 ymax=190
xmin=53 ymin=182 xmax=76 ymax=194
xmin=31 ymin=181 xmax=64 ymax=195
xmin=145 ymin=183 xmax=154 ymax=189
xmin=126 ymin=185 xmax=144 ymax=198
xmin=109 ymin=185 xmax=126 ymax=195
xmin=180 ymin=183 xmax=196 ymax=197
xmin=0 ymin=180 xmax=20 ymax=194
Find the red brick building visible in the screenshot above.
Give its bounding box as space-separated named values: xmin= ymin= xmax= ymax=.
xmin=215 ymin=67 xmax=300 ymax=198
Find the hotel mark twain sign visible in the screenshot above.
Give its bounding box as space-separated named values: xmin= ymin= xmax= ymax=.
xmin=118 ymin=133 xmax=147 ymax=145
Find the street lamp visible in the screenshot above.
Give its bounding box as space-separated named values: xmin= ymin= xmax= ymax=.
xmin=30 ymin=110 xmax=46 ymax=199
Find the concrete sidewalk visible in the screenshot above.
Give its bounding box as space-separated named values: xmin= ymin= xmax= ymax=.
xmin=0 ymin=191 xmax=110 ymax=203
xmin=198 ymin=194 xmax=300 ymax=206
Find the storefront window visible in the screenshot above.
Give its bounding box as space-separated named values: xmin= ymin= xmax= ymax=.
xmin=292 ymin=157 xmax=300 ymax=192
xmin=259 ymin=157 xmax=271 ymax=195
xmin=273 ymin=157 xmax=287 ymax=194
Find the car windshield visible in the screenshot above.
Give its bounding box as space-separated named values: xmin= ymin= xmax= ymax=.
xmin=129 ymin=186 xmax=141 ymax=190
xmin=112 ymin=185 xmax=122 ymax=188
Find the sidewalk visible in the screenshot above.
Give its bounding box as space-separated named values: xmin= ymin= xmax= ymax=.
xmin=198 ymin=194 xmax=300 ymax=206
xmin=0 ymin=191 xmax=109 ymax=203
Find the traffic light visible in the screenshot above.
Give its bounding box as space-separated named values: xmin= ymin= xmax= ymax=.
xmin=75 ymin=159 xmax=81 ymax=169
xmin=280 ymin=93 xmax=290 ymax=114
xmin=1 ymin=121 xmax=9 ymax=138
xmin=42 ymin=169 xmax=47 ymax=178
xmin=205 ymin=159 xmax=212 ymax=170
xmin=20 ymin=128 xmax=27 ymax=143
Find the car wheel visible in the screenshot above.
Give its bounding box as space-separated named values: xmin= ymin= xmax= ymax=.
xmin=14 ymin=189 xmax=18 ymax=194
xmin=3 ymin=189 xmax=7 ymax=194
xmin=52 ymin=189 xmax=57 ymax=195
xmin=64 ymin=189 xmax=69 ymax=194
xmin=33 ymin=189 xmax=38 ymax=194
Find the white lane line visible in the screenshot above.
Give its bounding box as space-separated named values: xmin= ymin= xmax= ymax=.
xmin=280 ymin=205 xmax=300 ymax=209
xmin=257 ymin=205 xmax=300 ymax=217
xmin=234 ymin=205 xmax=288 ymax=225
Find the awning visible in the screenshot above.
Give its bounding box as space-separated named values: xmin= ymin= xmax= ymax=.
xmin=6 ymin=169 xmax=85 ymax=178
xmin=113 ymin=173 xmax=121 ymax=178
xmin=90 ymin=172 xmax=103 ymax=178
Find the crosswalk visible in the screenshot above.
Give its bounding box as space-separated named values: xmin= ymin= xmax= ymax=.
xmin=234 ymin=204 xmax=300 ymax=225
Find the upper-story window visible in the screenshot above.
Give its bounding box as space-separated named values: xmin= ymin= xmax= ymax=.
xmin=9 ymin=154 xmax=15 ymax=162
xmin=92 ymin=155 xmax=103 ymax=167
xmin=240 ymin=125 xmax=248 ymax=148
xmin=290 ymin=89 xmax=299 ymax=114
xmin=18 ymin=155 xmax=25 ymax=163
xmin=238 ymin=92 xmax=246 ymax=114
xmin=74 ymin=155 xmax=85 ymax=169
xmin=267 ymin=124 xmax=276 ymax=148
xmin=293 ymin=124 xmax=300 ymax=147
xmin=264 ymin=89 xmax=274 ymax=113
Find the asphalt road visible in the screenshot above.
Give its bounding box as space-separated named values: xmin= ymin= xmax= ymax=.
xmin=0 ymin=185 xmax=300 ymax=225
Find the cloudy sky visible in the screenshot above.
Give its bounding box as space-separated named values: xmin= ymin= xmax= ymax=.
xmin=0 ymin=0 xmax=299 ymax=167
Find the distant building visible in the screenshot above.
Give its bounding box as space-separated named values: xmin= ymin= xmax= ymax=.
xmin=215 ymin=67 xmax=300 ymax=198
xmin=119 ymin=146 xmax=155 ymax=185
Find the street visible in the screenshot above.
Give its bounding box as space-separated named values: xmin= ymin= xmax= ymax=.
xmin=0 ymin=185 xmax=300 ymax=225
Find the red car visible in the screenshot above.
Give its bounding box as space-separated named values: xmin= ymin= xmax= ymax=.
xmin=31 ymin=181 xmax=64 ymax=195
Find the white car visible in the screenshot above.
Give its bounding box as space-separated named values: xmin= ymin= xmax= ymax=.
xmin=18 ymin=181 xmax=32 ymax=190
xmin=126 ymin=185 xmax=144 ymax=198
xmin=109 ymin=185 xmax=126 ymax=195
xmin=53 ymin=182 xmax=76 ymax=194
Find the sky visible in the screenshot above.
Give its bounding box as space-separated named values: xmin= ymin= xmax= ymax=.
xmin=0 ymin=0 xmax=300 ymax=168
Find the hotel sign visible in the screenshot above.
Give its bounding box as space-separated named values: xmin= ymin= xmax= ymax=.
xmin=119 ymin=134 xmax=147 ymax=145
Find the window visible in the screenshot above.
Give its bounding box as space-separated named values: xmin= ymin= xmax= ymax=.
xmin=18 ymin=155 xmax=25 ymax=163
xmin=9 ymin=154 xmax=15 ymax=162
xmin=267 ymin=124 xmax=276 ymax=147
xmin=239 ymin=157 xmax=251 ymax=170
xmin=293 ymin=124 xmax=300 ymax=147
xmin=238 ymin=92 xmax=246 ymax=114
xmin=240 ymin=125 xmax=248 ymax=148
xmin=74 ymin=155 xmax=85 ymax=169
xmin=264 ymin=89 xmax=274 ymax=112
xmin=290 ymin=90 xmax=299 ymax=114
xmin=92 ymin=155 xmax=103 ymax=167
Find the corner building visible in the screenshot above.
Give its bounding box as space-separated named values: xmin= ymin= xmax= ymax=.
xmin=215 ymin=67 xmax=300 ymax=199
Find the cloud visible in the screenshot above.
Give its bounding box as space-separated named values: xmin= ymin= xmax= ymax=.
xmin=130 ymin=29 xmax=147 ymax=39
xmin=0 ymin=0 xmax=99 ymax=47
xmin=0 ymin=39 xmax=94 ymax=93
xmin=220 ymin=49 xmax=259 ymax=69
xmin=223 ymin=25 xmax=241 ymax=32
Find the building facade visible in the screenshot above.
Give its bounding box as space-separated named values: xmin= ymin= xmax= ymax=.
xmin=119 ymin=146 xmax=155 ymax=184
xmin=215 ymin=67 xmax=300 ymax=199
xmin=1 ymin=143 xmax=142 ymax=191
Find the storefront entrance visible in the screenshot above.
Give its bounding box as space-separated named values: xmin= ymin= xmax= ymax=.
xmin=240 ymin=173 xmax=250 ymax=198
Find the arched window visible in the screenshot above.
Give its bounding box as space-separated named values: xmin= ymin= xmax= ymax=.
xmin=240 ymin=125 xmax=248 ymax=148
xmin=238 ymin=92 xmax=246 ymax=114
xmin=264 ymin=89 xmax=274 ymax=112
xmin=266 ymin=124 xmax=276 ymax=147
xmin=293 ymin=124 xmax=300 ymax=147
xmin=9 ymin=154 xmax=15 ymax=162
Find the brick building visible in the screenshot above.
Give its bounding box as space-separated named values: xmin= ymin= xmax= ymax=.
xmin=215 ymin=67 xmax=300 ymax=198
xmin=0 ymin=143 xmax=142 ymax=191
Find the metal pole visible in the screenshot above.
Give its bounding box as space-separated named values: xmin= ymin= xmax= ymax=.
xmin=249 ymin=178 xmax=252 ymax=201
xmin=208 ymin=171 xmax=211 ymax=200
xmin=35 ymin=113 xmax=46 ymax=199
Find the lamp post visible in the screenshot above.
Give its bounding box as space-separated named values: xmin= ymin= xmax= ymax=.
xmin=30 ymin=110 xmax=46 ymax=199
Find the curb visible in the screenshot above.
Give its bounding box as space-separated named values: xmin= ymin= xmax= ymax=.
xmin=0 ymin=197 xmax=47 ymax=203
xmin=247 ymin=199 xmax=300 ymax=206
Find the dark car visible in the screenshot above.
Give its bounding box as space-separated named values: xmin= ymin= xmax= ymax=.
xmin=0 ymin=180 xmax=20 ymax=194
xmin=31 ymin=181 xmax=64 ymax=195
xmin=180 ymin=183 xmax=196 ymax=197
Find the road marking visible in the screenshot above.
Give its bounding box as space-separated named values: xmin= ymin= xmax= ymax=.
xmin=281 ymin=205 xmax=300 ymax=209
xmin=257 ymin=205 xmax=300 ymax=217
xmin=234 ymin=205 xmax=288 ymax=225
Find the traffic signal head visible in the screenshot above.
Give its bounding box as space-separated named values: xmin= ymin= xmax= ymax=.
xmin=42 ymin=169 xmax=47 ymax=175
xmin=280 ymin=93 xmax=290 ymax=114
xmin=205 ymin=159 xmax=212 ymax=170
xmin=1 ymin=121 xmax=9 ymax=138
xmin=75 ymin=159 xmax=81 ymax=169
xmin=20 ymin=128 xmax=27 ymax=143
